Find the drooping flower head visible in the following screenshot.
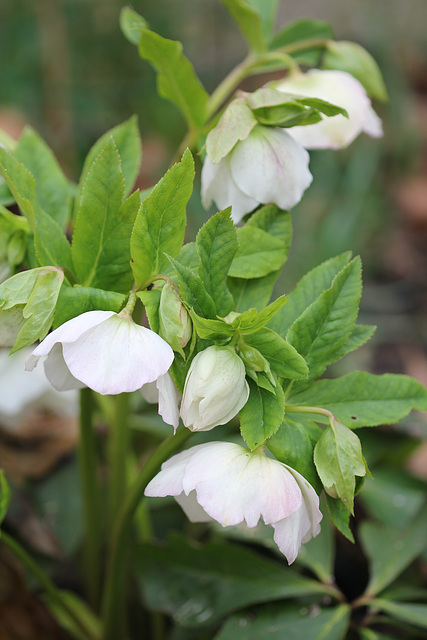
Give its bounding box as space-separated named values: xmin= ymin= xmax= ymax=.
xmin=25 ymin=309 xmax=174 ymax=395
xmin=145 ymin=441 xmax=322 ymax=564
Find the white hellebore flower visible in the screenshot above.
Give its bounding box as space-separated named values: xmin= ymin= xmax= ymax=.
xmin=277 ymin=69 xmax=383 ymax=149
xmin=201 ymin=124 xmax=312 ymax=224
xmin=145 ymin=442 xmax=322 ymax=564
xmin=25 ymin=309 xmax=174 ymax=395
xmin=141 ymin=372 xmax=181 ymax=432
xmin=180 ymin=346 xmax=249 ymax=431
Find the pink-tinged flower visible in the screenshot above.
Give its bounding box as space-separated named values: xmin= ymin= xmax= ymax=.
xmin=141 ymin=372 xmax=181 ymax=432
xmin=25 ymin=310 xmax=174 ymax=395
xmin=145 ymin=442 xmax=322 ymax=563
xmin=276 ymin=69 xmax=383 ymax=149
xmin=201 ymin=125 xmax=312 ymax=224
xmin=180 ymin=346 xmax=249 ymax=432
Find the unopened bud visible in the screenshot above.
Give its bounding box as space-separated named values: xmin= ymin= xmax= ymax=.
xmin=159 ymin=281 xmax=192 ymax=356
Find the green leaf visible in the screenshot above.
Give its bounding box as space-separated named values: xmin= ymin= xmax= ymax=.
xmin=79 ymin=116 xmax=141 ymax=199
xmin=53 ymin=285 xmax=125 ymax=328
xmin=130 ymin=149 xmax=194 ymax=287
xmin=0 ymin=267 xmax=64 ymax=352
xmin=168 ymin=256 xmax=216 ymax=319
xmin=269 ymin=18 xmax=334 ymax=66
xmin=136 ymin=535 xmax=328 ymax=628
xmin=0 ymin=470 xmax=10 ymax=531
xmin=0 ymin=146 xmax=39 ymax=230
xmin=330 ymin=324 xmax=376 ymax=362
xmin=289 ymin=371 xmax=427 ymax=429
xmin=72 ymin=139 xmax=138 ymax=292
xmin=196 ymin=209 xmax=238 ymax=316
xmin=120 ymin=6 xmax=149 ymax=45
xmin=220 ymin=0 xmax=266 ymax=54
xmin=369 ymin=599 xmax=427 ymax=631
xmin=215 ymin=603 xmax=351 ymax=640
xmin=207 ymin=100 xmax=257 ymax=163
xmin=240 ymin=378 xmax=284 ymax=449
xmin=322 ymin=41 xmax=388 ymax=102
xmin=136 ymin=289 xmax=161 ymax=333
xmin=247 ymin=203 xmax=292 ymax=242
xmin=314 ymin=420 xmax=366 ymax=513
xmin=268 ymin=417 xmax=321 ymax=490
xmin=243 ymin=328 xmax=308 ymax=379
xmin=138 ymin=29 xmax=208 ymax=128
xmin=246 ymin=0 xmax=278 ymax=40
xmin=190 ymin=313 xmax=234 ymax=340
xmin=360 ymin=510 xmax=427 ymax=596
xmin=230 ymin=226 xmax=289 ymax=278
xmin=229 ymin=271 xmax=278 ymax=312
xmin=325 ymin=493 xmax=354 ymax=543
xmin=14 ymin=126 xmax=71 ymax=228
xmin=286 ymin=257 xmax=362 ymax=380
xmin=224 ymin=296 xmax=287 ymax=335
xmin=33 ymin=208 xmax=74 ymax=272
xmin=268 ymin=252 xmax=351 ymax=337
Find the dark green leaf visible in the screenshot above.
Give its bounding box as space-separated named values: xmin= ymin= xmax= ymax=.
xmin=220 ymin=0 xmax=266 ymax=54
xmin=240 ymin=378 xmax=284 ymax=449
xmin=269 ymin=18 xmax=334 ymax=66
xmin=369 ymin=599 xmax=427 ymax=630
xmin=330 ymin=324 xmax=376 ymax=362
xmin=325 ymin=493 xmax=354 ymax=542
xmin=168 ymin=256 xmax=216 ymax=319
xmin=53 ymin=285 xmax=125 ymax=328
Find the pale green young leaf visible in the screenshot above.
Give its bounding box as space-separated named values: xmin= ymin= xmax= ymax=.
xmin=197 ymin=209 xmax=238 ymax=316
xmin=190 ymin=312 xmax=234 ymax=340
xmin=224 ymin=296 xmax=287 ymax=334
xmin=207 ymin=100 xmax=257 ymax=163
xmin=240 ymin=379 xmax=284 ymax=449
xmin=120 ymin=6 xmax=148 ymax=45
xmin=53 ymin=285 xmax=125 ymax=328
xmin=79 ymin=116 xmax=141 ymax=199
xmin=322 ymin=41 xmax=388 ymax=101
xmin=138 ymin=30 xmax=208 ymax=129
xmin=286 ymin=257 xmax=362 ymax=380
xmin=220 ymin=0 xmax=266 ymax=54
xmin=130 ymin=149 xmax=194 ymax=287
xmin=243 ymin=328 xmax=308 ymax=379
xmin=289 ymin=371 xmax=427 ymax=429
xmin=314 ymin=421 xmax=366 ymax=513
xmin=14 ymin=126 xmax=71 ymax=228
xmin=325 ymin=493 xmax=354 ymax=542
xmin=0 ymin=470 xmax=10 ymax=531
xmin=168 ymin=256 xmax=216 ymax=319
xmin=230 ymin=226 xmax=288 ymax=278
xmin=72 ymin=138 xmax=137 ymax=292
xmin=268 ymin=252 xmax=351 ymax=337
xmin=269 ymin=18 xmax=334 ymax=65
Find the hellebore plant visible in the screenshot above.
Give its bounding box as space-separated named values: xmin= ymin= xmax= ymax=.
xmin=0 ymin=5 xmax=427 ymax=640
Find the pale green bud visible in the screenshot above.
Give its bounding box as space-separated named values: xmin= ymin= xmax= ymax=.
xmin=159 ymin=281 xmax=192 ymax=357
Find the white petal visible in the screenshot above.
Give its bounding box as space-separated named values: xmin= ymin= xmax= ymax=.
xmin=201 ymin=155 xmax=259 ymax=223
xmin=230 ymin=127 xmax=312 ymax=210
xmin=144 ymin=446 xmax=199 ymax=497
xmin=156 ymin=372 xmax=181 ymax=432
xmin=44 ymin=343 xmax=85 ymax=391
xmin=140 ymin=381 xmax=158 ymax=404
xmin=63 ymin=315 xmax=174 ymax=395
xmin=175 ymin=490 xmax=214 ymax=523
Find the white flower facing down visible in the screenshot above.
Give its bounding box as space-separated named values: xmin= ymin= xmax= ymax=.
xmin=201 ymin=125 xmax=313 ymax=224
xmin=25 ymin=310 xmax=174 ymax=395
xmin=276 ymin=69 xmax=383 ymax=149
xmin=141 ymin=372 xmax=181 ymax=432
xmin=145 ymin=442 xmax=322 ymax=564
xmin=180 ymin=346 xmax=249 ymax=431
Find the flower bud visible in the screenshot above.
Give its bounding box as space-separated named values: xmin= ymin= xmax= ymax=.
xmin=180 ymin=345 xmax=249 ymax=431
xmin=159 ymin=281 xmax=192 ymax=357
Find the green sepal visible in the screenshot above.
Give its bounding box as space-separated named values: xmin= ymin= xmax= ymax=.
xmin=206 ymin=99 xmax=257 ymax=163
xmin=240 ymin=378 xmax=285 ymax=449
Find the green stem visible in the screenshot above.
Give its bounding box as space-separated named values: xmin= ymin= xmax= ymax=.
xmin=206 ymin=53 xmax=256 ymax=119
xmin=78 ymin=388 xmax=102 ymax=610
xmin=101 ymin=426 xmax=192 ymax=640
xmin=286 ymin=404 xmax=334 ymax=422
xmin=1 ymin=532 xmax=100 ymax=640
xmin=108 ymin=393 xmax=130 ymax=526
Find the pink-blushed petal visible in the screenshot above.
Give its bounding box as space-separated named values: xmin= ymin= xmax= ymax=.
xmin=175 ymin=490 xmax=214 ymax=523
xmin=43 ymin=343 xmax=85 ymax=391
xmin=144 ymin=447 xmax=196 ymax=498
xmin=156 ymin=372 xmax=181 ymax=432
xmin=62 ymin=315 xmax=174 ymax=395
xmin=201 ymin=155 xmax=259 ymax=223
xmin=230 ymin=127 xmax=312 ymax=210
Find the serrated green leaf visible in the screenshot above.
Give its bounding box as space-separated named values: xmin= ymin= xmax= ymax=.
xmin=225 ymin=296 xmax=286 ymax=335
xmin=247 ymin=204 xmax=292 ymax=242
xmin=168 ymin=256 xmax=216 ymax=319
xmin=268 ymin=252 xmax=351 ymax=337
xmin=136 ymin=289 xmax=161 ymax=333
xmin=369 ymin=599 xmax=427 ymax=630
xmin=268 ymin=417 xmax=321 ymax=490
xmin=269 ymin=18 xmax=334 ymax=66
xmin=190 ymin=312 xmax=234 ymax=340
xmin=138 ymin=30 xmax=208 ymax=128
xmin=14 ymin=126 xmax=71 ymax=228
xmin=0 ymin=470 xmax=10 ymax=530
xmin=33 ymin=208 xmax=74 ymax=272
xmin=72 ymin=139 xmax=137 ymax=292
xmin=314 ymin=420 xmax=366 ymax=513
xmin=221 ymin=0 xmax=266 ymax=54
xmin=360 ymin=510 xmax=427 ymax=596
xmin=287 ymin=257 xmax=362 ymax=380
xmin=243 ymin=328 xmax=308 ymax=379
xmin=289 ymin=371 xmax=427 ymax=428
xmin=207 ymin=100 xmax=257 ymax=163
xmin=240 ymin=378 xmax=284 ymax=449
xmin=0 ymin=146 xmax=39 ymax=230
xmin=230 ymin=226 xmax=289 ymax=278
xmin=53 ymin=285 xmax=125 ymax=328
xmin=196 ymin=209 xmax=238 ymax=316
xmin=229 ymin=271 xmax=278 ymax=312
xmin=322 ymin=41 xmax=388 ymax=102
xmin=120 ymin=6 xmax=149 ymax=45
xmin=131 ymin=149 xmax=194 ymax=287
xmin=331 ymin=324 xmax=376 ymax=362
xmin=325 ymin=493 xmax=354 ymax=542
xmin=137 ymin=535 xmax=326 ymax=628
